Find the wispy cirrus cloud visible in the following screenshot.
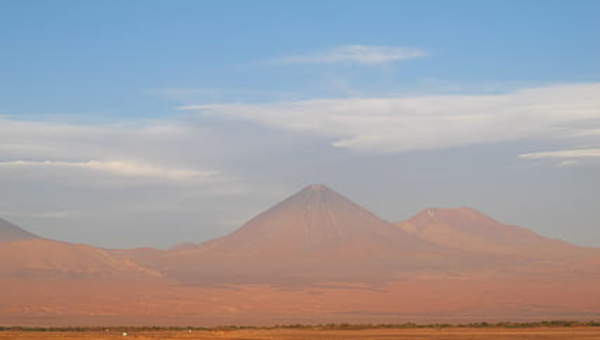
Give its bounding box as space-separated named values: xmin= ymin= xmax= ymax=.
xmin=557 ymin=160 xmax=581 ymax=167
xmin=0 ymin=117 xmax=241 ymax=187
xmin=519 ymin=148 xmax=600 ymax=160
xmin=275 ymin=45 xmax=427 ymax=65
xmin=180 ymin=83 xmax=600 ymax=154
xmin=519 ymin=148 xmax=600 ymax=167
xmin=0 ymin=160 xmax=219 ymax=181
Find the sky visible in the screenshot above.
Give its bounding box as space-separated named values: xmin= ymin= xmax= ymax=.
xmin=1 ymin=0 xmax=599 ymax=248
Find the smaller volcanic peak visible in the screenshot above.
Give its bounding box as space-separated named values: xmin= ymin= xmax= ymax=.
xmin=397 ymin=207 xmax=574 ymax=257
xmin=0 ymin=218 xmax=39 ymax=243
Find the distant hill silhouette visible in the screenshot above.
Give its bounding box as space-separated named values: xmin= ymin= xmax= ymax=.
xmin=0 ymin=218 xmax=161 ymax=280
xmin=0 ymin=218 xmax=39 ymax=243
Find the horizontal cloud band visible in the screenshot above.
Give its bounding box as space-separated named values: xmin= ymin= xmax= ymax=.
xmin=181 ymin=83 xmax=600 ymax=153
xmin=519 ymin=149 xmax=600 ymax=160
xmin=0 ymin=160 xmax=218 ymax=181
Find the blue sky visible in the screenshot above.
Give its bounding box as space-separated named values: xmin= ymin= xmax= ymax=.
xmin=3 ymin=1 xmax=599 ymax=117
xmin=1 ymin=1 xmax=599 ymax=248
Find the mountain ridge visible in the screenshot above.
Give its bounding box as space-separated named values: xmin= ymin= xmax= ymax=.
xmin=1 ymin=184 xmax=600 ymax=325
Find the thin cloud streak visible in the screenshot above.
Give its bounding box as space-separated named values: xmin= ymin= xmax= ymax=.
xmin=0 ymin=117 xmax=242 ymax=188
xmin=0 ymin=160 xmax=219 ymax=181
xmin=275 ymin=45 xmax=427 ymax=65
xmin=558 ymin=160 xmax=580 ymax=167
xmin=519 ymin=148 xmax=600 ymax=159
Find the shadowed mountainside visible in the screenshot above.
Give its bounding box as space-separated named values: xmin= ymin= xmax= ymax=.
xmin=0 ymin=218 xmax=39 ymax=243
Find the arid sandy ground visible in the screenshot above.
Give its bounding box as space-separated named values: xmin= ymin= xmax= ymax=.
xmin=1 ymin=328 xmax=600 ymax=340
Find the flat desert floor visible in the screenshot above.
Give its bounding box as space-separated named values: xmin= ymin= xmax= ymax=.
xmin=1 ymin=328 xmax=600 ymax=340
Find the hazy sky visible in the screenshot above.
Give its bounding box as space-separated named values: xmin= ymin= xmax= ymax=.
xmin=1 ymin=1 xmax=599 ymax=249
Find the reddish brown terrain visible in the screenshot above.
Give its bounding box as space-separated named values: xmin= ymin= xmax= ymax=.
xmin=3 ymin=327 xmax=600 ymax=340
xmin=397 ymin=207 xmax=594 ymax=259
xmin=1 ymin=185 xmax=600 ymax=326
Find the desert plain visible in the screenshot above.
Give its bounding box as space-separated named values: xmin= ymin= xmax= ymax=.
xmin=2 ymin=327 xmax=600 ymax=340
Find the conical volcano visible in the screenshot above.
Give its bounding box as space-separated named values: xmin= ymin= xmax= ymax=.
xmin=207 ymin=184 xmax=420 ymax=254
xmin=163 ymin=185 xmax=453 ymax=285
xmin=0 ymin=218 xmax=39 ymax=243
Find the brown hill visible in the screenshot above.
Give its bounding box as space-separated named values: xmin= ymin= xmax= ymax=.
xmin=0 ymin=238 xmax=163 ymax=280
xmin=0 ymin=218 xmax=161 ymax=280
xmin=161 ymin=185 xmax=460 ymax=285
xmin=396 ymin=207 xmax=591 ymax=260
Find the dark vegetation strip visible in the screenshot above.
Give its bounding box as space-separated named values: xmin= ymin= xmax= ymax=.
xmin=1 ymin=321 xmax=600 ymax=332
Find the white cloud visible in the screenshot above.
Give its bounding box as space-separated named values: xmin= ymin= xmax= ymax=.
xmin=519 ymin=148 xmax=600 ymax=160
xmin=519 ymin=148 xmax=600 ymax=167
xmin=180 ymin=83 xmax=600 ymax=153
xmin=276 ymin=45 xmax=427 ymax=65
xmin=0 ymin=117 xmax=243 ymax=188
xmin=558 ymin=160 xmax=580 ymax=167
xmin=0 ymin=160 xmax=219 ymax=181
